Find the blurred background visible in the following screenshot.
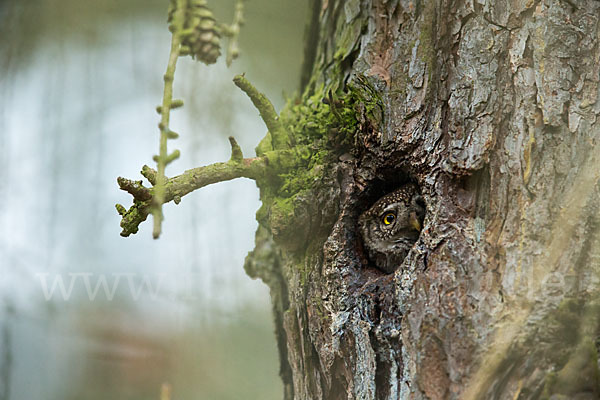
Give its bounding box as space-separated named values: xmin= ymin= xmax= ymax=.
xmin=0 ymin=0 xmax=308 ymax=399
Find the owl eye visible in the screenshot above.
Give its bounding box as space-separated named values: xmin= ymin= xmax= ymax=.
xmin=382 ymin=212 xmax=396 ymax=226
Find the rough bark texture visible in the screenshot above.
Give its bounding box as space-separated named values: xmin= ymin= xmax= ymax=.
xmin=246 ymin=0 xmax=600 ymax=399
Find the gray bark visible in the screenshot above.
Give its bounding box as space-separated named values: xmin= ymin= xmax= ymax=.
xmin=247 ymin=0 xmax=600 ymax=398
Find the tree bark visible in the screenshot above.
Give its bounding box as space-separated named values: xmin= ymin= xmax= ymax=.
xmin=245 ymin=0 xmax=600 ymax=399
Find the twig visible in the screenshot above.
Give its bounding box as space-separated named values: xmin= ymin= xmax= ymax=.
xmin=141 ymin=165 xmax=157 ymax=185
xmin=222 ymin=0 xmax=245 ymax=67
xmin=116 ymin=136 xmax=310 ymax=237
xmin=233 ymin=74 xmax=290 ymax=150
xmin=117 ymin=76 xmax=299 ymax=238
xmin=153 ymin=0 xmax=186 ymax=239
xmin=117 ymin=137 xmax=264 ymax=237
xmin=229 ymin=136 xmax=243 ymax=162
xmin=117 ymin=177 xmax=152 ymax=201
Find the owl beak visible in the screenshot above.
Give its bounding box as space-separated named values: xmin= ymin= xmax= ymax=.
xmin=409 ymin=212 xmax=422 ymax=232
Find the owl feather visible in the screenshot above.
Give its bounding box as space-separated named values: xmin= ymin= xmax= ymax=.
xmin=359 ymin=183 xmax=425 ymax=273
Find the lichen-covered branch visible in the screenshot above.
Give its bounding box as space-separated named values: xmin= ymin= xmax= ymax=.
xmin=233 ymin=74 xmax=290 ymax=150
xmin=116 ymin=135 xmax=309 ymax=237
xmin=117 ymin=69 xmax=309 ymax=238
xmin=117 ymin=137 xmax=260 ymax=237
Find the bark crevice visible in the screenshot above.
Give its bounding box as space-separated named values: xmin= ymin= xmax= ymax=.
xmin=255 ymin=0 xmax=600 ymax=398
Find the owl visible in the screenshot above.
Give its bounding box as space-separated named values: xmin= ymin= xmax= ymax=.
xmin=358 ymin=183 xmax=425 ymax=273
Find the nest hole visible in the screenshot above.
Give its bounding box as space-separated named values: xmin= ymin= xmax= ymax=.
xmin=353 ymin=169 xmax=427 ymax=275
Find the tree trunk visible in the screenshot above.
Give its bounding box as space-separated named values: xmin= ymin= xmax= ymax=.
xmin=244 ymin=0 xmax=600 ymax=399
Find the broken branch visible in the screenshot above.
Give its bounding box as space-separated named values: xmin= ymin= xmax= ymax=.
xmin=116 ymin=135 xmax=310 ymax=237
xmin=233 ymin=74 xmax=290 ymax=150
xmin=117 ymin=137 xmax=265 ymax=237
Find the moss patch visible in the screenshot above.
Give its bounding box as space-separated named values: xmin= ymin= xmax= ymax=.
xmin=254 ymin=80 xmax=381 ymax=254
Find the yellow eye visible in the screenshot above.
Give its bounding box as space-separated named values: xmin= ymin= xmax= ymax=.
xmin=382 ymin=212 xmax=395 ymax=225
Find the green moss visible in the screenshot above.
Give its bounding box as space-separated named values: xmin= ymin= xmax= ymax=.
xmin=279 ymin=150 xmax=328 ymax=197
xmin=117 ymin=199 xmax=150 ymax=237
xmin=255 ymin=131 xmax=273 ymax=156
xmin=279 ymin=84 xmax=333 ymax=144
xmin=270 ymin=196 xmax=295 ymax=224
xmin=263 ymin=148 xmax=309 ymax=173
xmin=266 ymin=192 xmax=312 ymax=252
xmin=254 ymin=77 xmax=381 ymax=257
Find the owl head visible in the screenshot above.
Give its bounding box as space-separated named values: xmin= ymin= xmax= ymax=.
xmin=358 ymin=183 xmax=425 ymax=272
